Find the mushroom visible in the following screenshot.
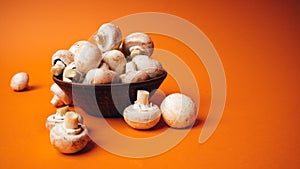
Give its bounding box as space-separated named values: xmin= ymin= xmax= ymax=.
xmin=50 ymin=111 xmax=90 ymax=154
xmin=83 ymin=67 xmax=120 ymax=84
xmin=102 ymin=50 xmax=126 ymax=75
xmin=50 ymin=83 xmax=72 ymax=106
xmin=119 ymin=70 xmax=149 ymax=83
xmin=46 ymin=106 xmax=83 ymax=130
xmin=125 ymin=61 xmax=137 ymax=73
xmin=160 ymin=93 xmax=197 ymax=128
xmin=132 ymin=55 xmax=165 ymax=78
xmin=62 ymin=62 xmax=83 ymax=83
xmin=10 ymin=72 xmax=29 ymax=91
xmin=122 ymin=32 xmax=154 ymax=59
xmin=50 ymin=50 xmax=74 ymax=76
xmin=123 ymin=90 xmax=161 ymax=129
xmin=69 ymin=40 xmax=88 ymax=56
xmin=74 ymin=41 xmax=102 ymax=74
xmin=92 ymin=23 xmax=122 ymax=52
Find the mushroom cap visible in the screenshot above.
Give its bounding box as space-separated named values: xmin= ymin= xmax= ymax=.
xmin=51 ymin=50 xmax=74 ymax=66
xmin=160 ymin=93 xmax=197 ymax=128
xmin=50 ymin=83 xmax=72 ymax=105
xmin=69 ymin=40 xmax=89 ymax=57
xmin=102 ymin=50 xmax=126 ymax=74
xmin=83 ymin=68 xmax=119 ymax=84
xmin=10 ymin=72 xmax=29 ymax=91
xmin=50 ymin=123 xmax=90 ymax=154
xmin=123 ymin=104 xmax=161 ymax=129
xmin=74 ymin=41 xmax=102 ymax=74
xmin=132 ymin=55 xmax=164 ymax=78
xmin=93 ymin=23 xmax=122 ymax=52
xmin=119 ymin=70 xmax=150 ymax=83
xmin=123 ymin=32 xmax=154 ymax=58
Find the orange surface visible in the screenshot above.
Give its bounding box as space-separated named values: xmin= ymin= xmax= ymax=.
xmin=0 ymin=0 xmax=299 ymax=168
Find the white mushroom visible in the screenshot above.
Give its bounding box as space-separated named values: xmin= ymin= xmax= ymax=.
xmin=132 ymin=55 xmax=165 ymax=78
xmin=62 ymin=62 xmax=83 ymax=83
xmin=50 ymin=83 xmax=72 ymax=106
xmin=10 ymin=72 xmax=29 ymax=91
xmin=119 ymin=70 xmax=149 ymax=83
xmin=50 ymin=50 xmax=74 ymax=76
xmin=69 ymin=40 xmax=88 ymax=56
xmin=123 ymin=90 xmax=161 ymax=129
xmin=83 ymin=68 xmax=120 ymax=84
xmin=102 ymin=50 xmax=126 ymax=75
xmin=92 ymin=23 xmax=122 ymax=52
xmin=50 ymin=111 xmax=90 ymax=154
xmin=123 ymin=32 xmax=154 ymax=59
xmin=160 ymin=93 xmax=197 ymax=128
xmin=46 ymin=106 xmax=83 ymax=130
xmin=74 ymin=41 xmax=102 ymax=74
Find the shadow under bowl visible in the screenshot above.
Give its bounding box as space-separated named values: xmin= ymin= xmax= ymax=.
xmin=53 ymin=71 xmax=167 ymax=118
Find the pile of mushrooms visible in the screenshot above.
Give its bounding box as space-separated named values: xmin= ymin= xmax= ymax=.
xmin=49 ymin=22 xmax=165 ymax=107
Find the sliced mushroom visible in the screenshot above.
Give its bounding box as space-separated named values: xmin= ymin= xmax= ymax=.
xmin=50 ymin=111 xmax=90 ymax=154
xmin=74 ymin=41 xmax=102 ymax=74
xmin=92 ymin=23 xmax=122 ymax=52
xmin=123 ymin=32 xmax=154 ymax=59
xmin=102 ymin=50 xmax=126 ymax=75
xmin=132 ymin=55 xmax=164 ymax=78
xmin=50 ymin=50 xmax=74 ymax=76
xmin=123 ymin=90 xmax=161 ymax=129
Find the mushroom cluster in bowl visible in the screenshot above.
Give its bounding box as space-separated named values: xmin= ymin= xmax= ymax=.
xmin=50 ymin=23 xmax=167 ymax=117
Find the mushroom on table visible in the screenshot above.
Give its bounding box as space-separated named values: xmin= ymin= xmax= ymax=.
xmin=10 ymin=72 xmax=29 ymax=91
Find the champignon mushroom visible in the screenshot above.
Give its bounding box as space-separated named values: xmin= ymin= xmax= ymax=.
xmin=132 ymin=55 xmax=165 ymax=78
xmin=50 ymin=83 xmax=72 ymax=106
xmin=119 ymin=70 xmax=149 ymax=83
xmin=62 ymin=62 xmax=83 ymax=83
xmin=160 ymin=93 xmax=197 ymax=128
xmin=83 ymin=68 xmax=120 ymax=84
xmin=50 ymin=50 xmax=74 ymax=76
xmin=10 ymin=72 xmax=29 ymax=91
xmin=102 ymin=50 xmax=126 ymax=75
xmin=123 ymin=90 xmax=161 ymax=129
xmin=69 ymin=40 xmax=88 ymax=56
xmin=92 ymin=23 xmax=122 ymax=52
xmin=46 ymin=106 xmax=83 ymax=130
xmin=122 ymin=32 xmax=154 ymax=59
xmin=50 ymin=111 xmax=90 ymax=154
xmin=74 ymin=41 xmax=102 ymax=74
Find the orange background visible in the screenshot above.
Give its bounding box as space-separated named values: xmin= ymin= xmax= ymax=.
xmin=0 ymin=0 xmax=299 ymax=168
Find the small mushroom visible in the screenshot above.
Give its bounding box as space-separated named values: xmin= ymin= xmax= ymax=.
xmin=10 ymin=72 xmax=29 ymax=91
xmin=123 ymin=90 xmax=161 ymax=129
xmin=50 ymin=50 xmax=74 ymax=76
xmin=132 ymin=55 xmax=165 ymax=78
xmin=92 ymin=23 xmax=122 ymax=52
xmin=62 ymin=62 xmax=83 ymax=83
xmin=50 ymin=83 xmax=72 ymax=106
xmin=50 ymin=111 xmax=90 ymax=154
xmin=46 ymin=106 xmax=83 ymax=130
xmin=160 ymin=93 xmax=197 ymax=128
xmin=102 ymin=50 xmax=126 ymax=75
xmin=83 ymin=68 xmax=120 ymax=84
xmin=119 ymin=70 xmax=149 ymax=83
xmin=74 ymin=41 xmax=102 ymax=74
xmin=123 ymin=32 xmax=154 ymax=59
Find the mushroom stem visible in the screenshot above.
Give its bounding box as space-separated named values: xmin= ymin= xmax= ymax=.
xmin=135 ymin=90 xmax=149 ymax=106
xmin=51 ymin=61 xmax=66 ymax=76
xmin=56 ymin=106 xmax=69 ymax=117
xmin=50 ymin=95 xmax=64 ymax=107
xmin=130 ymin=49 xmax=142 ymax=58
xmin=64 ymin=112 xmax=79 ymax=129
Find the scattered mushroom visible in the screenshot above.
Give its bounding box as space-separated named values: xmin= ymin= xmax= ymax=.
xmin=92 ymin=23 xmax=122 ymax=52
xmin=123 ymin=90 xmax=161 ymax=129
xmin=62 ymin=62 xmax=83 ymax=83
xmin=83 ymin=67 xmax=120 ymax=84
xmin=50 ymin=83 xmax=72 ymax=106
xmin=50 ymin=111 xmax=90 ymax=154
xmin=160 ymin=93 xmax=197 ymax=128
xmin=10 ymin=72 xmax=29 ymax=91
xmin=74 ymin=41 xmax=102 ymax=74
xmin=132 ymin=55 xmax=165 ymax=78
xmin=50 ymin=50 xmax=74 ymax=76
xmin=46 ymin=106 xmax=84 ymax=130
xmin=122 ymin=32 xmax=154 ymax=59
xmin=102 ymin=50 xmax=126 ymax=75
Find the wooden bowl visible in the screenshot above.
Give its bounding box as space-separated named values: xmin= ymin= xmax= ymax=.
xmin=53 ymin=71 xmax=167 ymax=118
